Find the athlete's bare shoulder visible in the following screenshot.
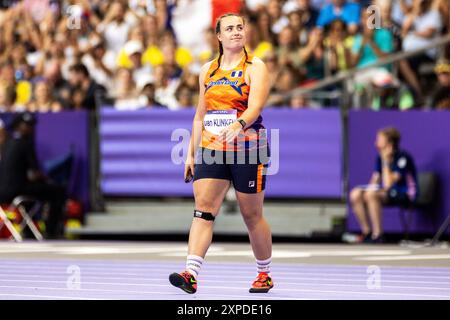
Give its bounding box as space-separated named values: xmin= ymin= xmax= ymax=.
xmin=249 ymin=56 xmax=265 ymax=66
xmin=248 ymin=56 xmax=266 ymax=70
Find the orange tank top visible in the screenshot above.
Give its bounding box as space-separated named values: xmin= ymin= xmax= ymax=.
xmin=201 ymin=53 xmax=266 ymax=151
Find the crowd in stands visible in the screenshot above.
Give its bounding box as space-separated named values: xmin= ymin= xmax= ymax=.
xmin=0 ymin=0 xmax=449 ymax=112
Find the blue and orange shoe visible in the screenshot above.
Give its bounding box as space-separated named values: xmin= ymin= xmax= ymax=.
xmin=249 ymin=272 xmax=274 ymax=293
xmin=169 ymin=271 xmax=197 ymax=294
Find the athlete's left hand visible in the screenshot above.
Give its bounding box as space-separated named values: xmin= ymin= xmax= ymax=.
xmin=218 ymin=121 xmax=243 ymax=144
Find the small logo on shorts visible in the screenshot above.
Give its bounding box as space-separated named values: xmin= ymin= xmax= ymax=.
xmin=249 ymin=181 xmax=255 ymax=187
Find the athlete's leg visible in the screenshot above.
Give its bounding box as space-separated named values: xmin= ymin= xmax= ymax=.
xmin=169 ymin=178 xmax=230 ymax=293
xmin=364 ymin=190 xmax=387 ymax=239
xmin=236 ymin=190 xmax=274 ymax=293
xmin=188 ymin=178 xmax=231 ymax=258
xmin=350 ymin=187 xmax=371 ymax=236
xmin=236 ymin=190 xmax=271 ymax=262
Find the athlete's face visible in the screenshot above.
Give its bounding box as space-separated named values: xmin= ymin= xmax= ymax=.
xmin=375 ymin=132 xmax=390 ymax=152
xmin=218 ymin=16 xmax=246 ymax=50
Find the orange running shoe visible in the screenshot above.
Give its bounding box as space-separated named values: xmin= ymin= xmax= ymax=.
xmin=169 ymin=271 xmax=197 ymax=294
xmin=249 ymin=272 xmax=274 ymax=293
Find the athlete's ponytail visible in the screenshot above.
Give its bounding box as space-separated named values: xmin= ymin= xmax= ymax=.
xmin=209 ymin=13 xmax=251 ymax=78
xmin=243 ymin=46 xmax=252 ymax=66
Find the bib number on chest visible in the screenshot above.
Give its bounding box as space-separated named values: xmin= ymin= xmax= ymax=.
xmin=203 ymin=110 xmax=237 ymax=135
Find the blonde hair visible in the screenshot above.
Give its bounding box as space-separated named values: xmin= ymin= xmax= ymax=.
xmin=378 ymin=127 xmax=401 ymax=150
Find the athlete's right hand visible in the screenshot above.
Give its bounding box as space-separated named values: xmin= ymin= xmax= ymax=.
xmin=184 ymin=156 xmax=194 ymax=183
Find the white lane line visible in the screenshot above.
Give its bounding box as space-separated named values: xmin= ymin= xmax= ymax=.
xmin=2 ymin=272 xmax=450 ymax=286
xmin=0 ymin=285 xmax=290 ymax=300
xmin=199 ymin=285 xmax=450 ymax=299
xmin=1 ymin=283 xmax=448 ymax=300
xmin=1 ymin=266 xmax=449 ymax=279
xmin=0 ymin=293 xmax=101 ymax=300
xmin=355 ymin=255 xmax=450 ymax=261
xmin=1 ymin=270 xmax=449 ymax=285
xmin=0 ymin=284 xmax=183 ymax=298
xmin=0 ymin=246 xmax=192 ymax=255
xmin=0 ymin=247 xmax=415 ymax=257
xmin=0 ymin=255 xmax=450 ymax=272
xmin=1 ymin=278 xmax=449 ymax=292
xmin=160 ymin=250 xmax=413 ymax=258
xmin=1 ymin=264 xmax=449 ymax=278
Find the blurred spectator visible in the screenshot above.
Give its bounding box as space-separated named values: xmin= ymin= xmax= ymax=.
xmin=276 ymin=26 xmax=302 ymax=68
xmin=351 ymin=9 xmax=393 ymax=69
xmin=401 ymin=0 xmax=443 ymax=99
xmin=349 ymin=127 xmax=418 ymax=243
xmin=14 ymin=63 xmax=34 ymax=107
xmin=172 ymin=0 xmax=211 ymax=58
xmin=324 ymin=19 xmax=352 ymax=74
xmin=140 ymin=82 xmax=165 ymax=108
xmin=175 ymin=84 xmax=194 ymax=108
xmin=256 ymin=8 xmax=277 ymax=43
xmin=70 ymin=87 xmax=86 ymax=110
xmin=267 ymin=0 xmax=289 ymax=34
xmin=42 ymin=60 xmax=71 ymax=108
xmin=199 ymin=27 xmax=220 ymax=64
xmin=0 ymin=112 xmax=67 ymax=239
xmin=113 ymin=67 xmax=144 ymax=110
xmin=246 ymin=0 xmax=270 ymax=12
xmin=141 ymin=14 xmax=160 ymax=47
xmin=290 ymin=92 xmax=321 ymax=108
xmin=316 ymin=0 xmax=361 ymax=34
xmin=153 ymin=65 xmax=179 ymax=110
xmin=431 ymin=59 xmax=450 ymax=109
xmin=178 ymin=69 xmax=200 ymax=103
xmin=391 ymin=0 xmax=414 ymax=28
xmin=432 ymin=0 xmax=449 ymax=32
xmin=121 ymin=39 xmax=153 ymax=89
xmin=68 ymin=63 xmax=106 ymax=110
xmin=97 ymin=1 xmax=138 ymax=68
xmin=299 ymin=28 xmax=326 ymax=83
xmin=0 ymin=84 xmax=23 ymax=112
xmin=245 ymin=20 xmax=274 ymax=59
xmin=370 ymin=70 xmax=415 ymax=111
xmin=267 ymin=64 xmax=301 ymax=106
xmin=351 ymin=9 xmax=395 ymax=107
xmin=283 ymin=0 xmax=319 ymax=30
xmin=27 ymin=80 xmax=62 ymax=113
xmin=160 ymin=41 xmax=183 ymax=80
xmin=287 ymin=10 xmax=309 ymax=46
xmin=262 ymin=50 xmax=280 ymax=89
xmin=81 ymin=35 xmax=114 ymax=91
xmin=0 ymin=62 xmax=17 ymax=94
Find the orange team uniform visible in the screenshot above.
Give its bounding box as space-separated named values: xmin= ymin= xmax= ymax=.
xmin=200 ymin=53 xmax=268 ymax=152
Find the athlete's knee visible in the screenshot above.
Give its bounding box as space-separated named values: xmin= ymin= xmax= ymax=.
xmin=350 ymin=188 xmax=364 ymax=204
xmin=242 ymin=211 xmax=263 ymax=228
xmin=364 ymin=190 xmax=379 ymax=202
xmin=193 ymin=209 xmax=216 ymax=222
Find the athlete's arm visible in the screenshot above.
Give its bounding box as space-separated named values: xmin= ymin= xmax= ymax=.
xmin=184 ymin=61 xmax=211 ymax=182
xmin=239 ymin=57 xmax=270 ymax=127
xmin=219 ymin=57 xmax=270 ymax=143
xmin=369 ymin=172 xmax=381 ymax=186
xmin=381 ymin=165 xmax=401 ymax=190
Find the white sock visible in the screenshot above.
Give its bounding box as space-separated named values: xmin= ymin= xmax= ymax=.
xmin=186 ymin=254 xmax=204 ymax=278
xmin=256 ymin=257 xmax=271 ymax=275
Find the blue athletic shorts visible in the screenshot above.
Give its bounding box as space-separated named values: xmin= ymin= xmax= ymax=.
xmin=193 ymin=147 xmax=270 ymax=194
